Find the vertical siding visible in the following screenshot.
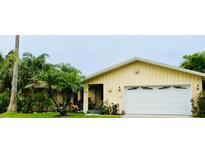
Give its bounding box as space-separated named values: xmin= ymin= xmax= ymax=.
xmin=84 ymin=61 xmax=203 ymax=112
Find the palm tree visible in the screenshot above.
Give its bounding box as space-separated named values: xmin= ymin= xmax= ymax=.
xmin=0 ymin=51 xmax=16 ymax=92
xmin=57 ymin=64 xmax=84 ymax=104
xmin=34 ymin=69 xmax=60 ymax=107
xmin=180 ymin=51 xmax=205 ymax=73
xmin=19 ymin=52 xmax=50 ymax=91
xmin=0 ymin=51 xmax=16 ymax=74
xmin=59 ymin=70 xmax=83 ymax=104
xmin=7 ymin=35 xmax=20 ymax=112
xmin=18 ymin=52 xmax=50 ymax=113
xmin=34 ymin=65 xmax=83 ymax=111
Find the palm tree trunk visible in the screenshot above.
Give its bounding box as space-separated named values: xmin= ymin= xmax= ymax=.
xmin=7 ymin=35 xmax=20 ymax=112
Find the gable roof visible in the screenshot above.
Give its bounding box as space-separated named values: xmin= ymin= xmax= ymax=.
xmin=84 ymin=57 xmax=205 ymax=82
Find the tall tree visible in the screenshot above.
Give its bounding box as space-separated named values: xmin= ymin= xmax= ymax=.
xmin=7 ymin=35 xmax=20 ymax=112
xmin=19 ymin=52 xmax=50 ymax=91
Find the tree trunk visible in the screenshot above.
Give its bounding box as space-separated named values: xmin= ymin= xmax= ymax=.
xmin=7 ymin=35 xmax=20 ymax=112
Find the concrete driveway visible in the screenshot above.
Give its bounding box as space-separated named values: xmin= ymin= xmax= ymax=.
xmin=122 ymin=114 xmax=192 ymax=118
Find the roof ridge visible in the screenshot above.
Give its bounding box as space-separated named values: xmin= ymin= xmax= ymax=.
xmin=84 ymin=57 xmax=205 ymax=82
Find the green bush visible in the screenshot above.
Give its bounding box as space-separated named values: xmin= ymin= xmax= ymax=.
xmin=17 ymin=95 xmax=29 ymax=113
xmin=101 ymin=104 xmax=112 ymax=115
xmin=17 ymin=92 xmax=55 ymax=113
xmin=192 ymin=92 xmax=205 ymax=117
xmin=101 ymin=101 xmax=119 ymax=115
xmin=0 ymin=91 xmax=10 ymax=113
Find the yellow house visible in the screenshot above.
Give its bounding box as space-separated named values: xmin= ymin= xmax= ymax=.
xmin=83 ymin=57 xmax=205 ymax=115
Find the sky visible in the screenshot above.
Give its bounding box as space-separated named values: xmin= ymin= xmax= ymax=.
xmin=0 ymin=35 xmax=205 ymax=76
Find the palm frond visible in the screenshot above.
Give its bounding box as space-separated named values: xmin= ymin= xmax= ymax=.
xmin=0 ymin=52 xmax=17 ymax=74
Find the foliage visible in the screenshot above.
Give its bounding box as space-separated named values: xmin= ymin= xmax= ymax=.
xmin=101 ymin=105 xmax=112 ymax=115
xmin=101 ymin=101 xmax=120 ymax=115
xmin=18 ymin=52 xmax=50 ymax=93
xmin=32 ymin=93 xmax=51 ymax=112
xmin=192 ymin=92 xmax=205 ymax=117
xmin=0 ymin=51 xmax=84 ymax=114
xmin=0 ymin=52 xmax=16 ymax=113
xmin=180 ymin=51 xmax=205 ymax=73
xmin=0 ymin=51 xmax=16 ymax=75
xmin=0 ymin=51 xmax=14 ymax=92
xmin=112 ymin=104 xmax=119 ymax=115
xmin=67 ymin=102 xmax=79 ymax=112
xmin=35 ymin=69 xmax=60 ymax=99
xmin=0 ymin=91 xmax=10 ymax=113
xmin=58 ymin=65 xmax=84 ymax=100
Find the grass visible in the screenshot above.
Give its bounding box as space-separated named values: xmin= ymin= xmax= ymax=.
xmin=0 ymin=112 xmax=121 ymax=118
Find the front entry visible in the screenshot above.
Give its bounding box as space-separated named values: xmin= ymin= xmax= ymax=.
xmin=88 ymin=84 xmax=103 ymax=113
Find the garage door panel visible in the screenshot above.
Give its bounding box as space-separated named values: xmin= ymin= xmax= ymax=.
xmin=125 ymin=85 xmax=192 ymax=115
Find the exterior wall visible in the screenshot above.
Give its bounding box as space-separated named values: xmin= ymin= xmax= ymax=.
xmin=83 ymin=61 xmax=203 ymax=113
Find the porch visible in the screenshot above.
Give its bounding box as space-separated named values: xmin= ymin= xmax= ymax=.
xmin=83 ymin=84 xmax=104 ymax=113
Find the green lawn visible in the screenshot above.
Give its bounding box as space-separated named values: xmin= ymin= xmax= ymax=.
xmin=0 ymin=112 xmax=121 ymax=118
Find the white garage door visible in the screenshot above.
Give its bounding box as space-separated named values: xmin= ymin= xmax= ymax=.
xmin=125 ymin=85 xmax=192 ymax=115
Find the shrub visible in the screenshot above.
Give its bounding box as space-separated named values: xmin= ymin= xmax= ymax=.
xmin=0 ymin=91 xmax=10 ymax=113
xmin=17 ymin=95 xmax=31 ymax=113
xmin=33 ymin=93 xmax=51 ymax=112
xmin=192 ymin=92 xmax=205 ymax=117
xmin=67 ymin=102 xmax=79 ymax=112
xmin=101 ymin=101 xmax=119 ymax=115
xmin=101 ymin=104 xmax=112 ymax=115
xmin=112 ymin=104 xmax=119 ymax=115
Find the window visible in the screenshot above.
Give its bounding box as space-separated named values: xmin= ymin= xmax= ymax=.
xmin=141 ymin=86 xmax=153 ymax=90
xmin=158 ymin=86 xmax=170 ymax=90
xmin=127 ymin=87 xmax=138 ymax=90
xmin=174 ymin=86 xmax=187 ymax=89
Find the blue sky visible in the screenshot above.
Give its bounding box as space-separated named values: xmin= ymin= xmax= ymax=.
xmin=0 ymin=35 xmax=205 ymax=76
